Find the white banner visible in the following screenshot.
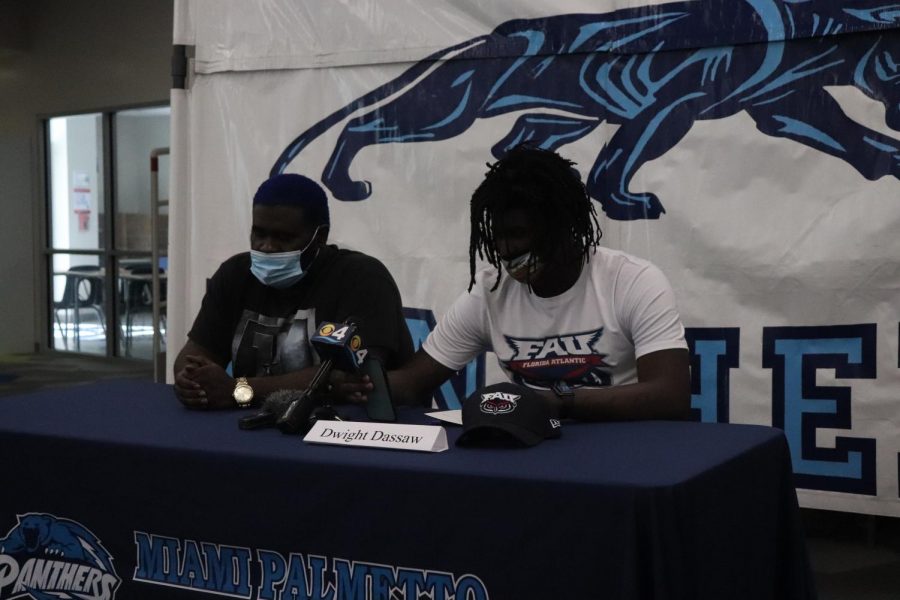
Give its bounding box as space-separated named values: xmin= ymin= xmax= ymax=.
xmin=169 ymin=0 xmax=900 ymax=516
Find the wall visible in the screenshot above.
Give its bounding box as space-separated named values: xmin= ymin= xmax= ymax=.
xmin=64 ymin=115 xmax=102 ymax=256
xmin=115 ymin=111 xmax=170 ymax=216
xmin=0 ymin=0 xmax=172 ymax=352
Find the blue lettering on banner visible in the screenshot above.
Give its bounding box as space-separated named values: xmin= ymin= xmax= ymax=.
xmin=686 ymin=328 xmax=740 ymax=423
xmin=336 ymin=558 xmax=367 ymax=598
xmin=133 ymin=532 xmax=252 ymax=597
xmin=404 ymin=307 xmax=485 ymax=409
xmin=133 ymin=533 xmax=490 ymax=599
xmin=762 ymin=324 xmax=877 ymax=495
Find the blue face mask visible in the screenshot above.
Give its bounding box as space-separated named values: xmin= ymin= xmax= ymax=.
xmin=250 ymin=229 xmax=320 ymax=289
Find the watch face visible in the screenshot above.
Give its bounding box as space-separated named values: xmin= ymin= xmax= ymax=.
xmin=553 ymin=381 xmax=574 ymax=398
xmin=234 ymin=385 xmax=253 ymax=405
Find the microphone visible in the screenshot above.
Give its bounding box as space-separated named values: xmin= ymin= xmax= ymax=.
xmin=237 ymin=389 xmax=298 ymax=430
xmin=276 ymin=319 xmax=366 ymax=434
xmin=309 ymin=319 xmax=368 ymax=371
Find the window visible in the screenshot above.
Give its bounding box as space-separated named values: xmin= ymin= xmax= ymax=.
xmin=45 ymin=106 xmax=169 ymax=366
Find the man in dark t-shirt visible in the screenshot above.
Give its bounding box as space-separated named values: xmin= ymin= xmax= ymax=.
xmin=173 ymin=174 xmax=414 ymax=409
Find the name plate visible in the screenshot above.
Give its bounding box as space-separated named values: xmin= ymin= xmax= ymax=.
xmin=304 ymin=421 xmax=448 ymax=453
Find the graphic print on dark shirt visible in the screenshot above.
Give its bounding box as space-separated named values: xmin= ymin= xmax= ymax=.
xmin=231 ymin=308 xmax=315 ymax=377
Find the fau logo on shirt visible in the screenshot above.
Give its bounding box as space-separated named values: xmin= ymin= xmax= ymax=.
xmin=503 ymin=328 xmax=611 ymax=388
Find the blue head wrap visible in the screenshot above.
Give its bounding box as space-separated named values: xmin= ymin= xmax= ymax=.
xmin=252 ymin=174 xmax=330 ymax=226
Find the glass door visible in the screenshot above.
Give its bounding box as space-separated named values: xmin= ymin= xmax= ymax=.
xmin=47 ymin=113 xmax=107 ymax=355
xmin=45 ymin=106 xmax=170 ymax=362
xmin=113 ymin=107 xmax=170 ymax=360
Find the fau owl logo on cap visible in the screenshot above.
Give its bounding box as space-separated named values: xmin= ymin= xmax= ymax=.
xmin=480 ymin=392 xmax=520 ymax=415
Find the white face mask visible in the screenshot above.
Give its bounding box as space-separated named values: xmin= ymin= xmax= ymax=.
xmin=501 ymin=251 xmax=545 ymax=283
xmin=249 ymin=228 xmax=320 ymax=289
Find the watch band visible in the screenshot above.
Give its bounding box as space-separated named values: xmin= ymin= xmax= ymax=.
xmin=552 ymin=380 xmax=575 ymax=418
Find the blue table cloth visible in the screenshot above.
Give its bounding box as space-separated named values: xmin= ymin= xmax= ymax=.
xmin=0 ymin=380 xmax=815 ymax=599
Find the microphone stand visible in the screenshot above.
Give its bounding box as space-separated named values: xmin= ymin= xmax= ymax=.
xmin=275 ymin=358 xmax=334 ymax=434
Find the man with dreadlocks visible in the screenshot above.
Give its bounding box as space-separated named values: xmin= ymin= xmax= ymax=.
xmin=345 ymin=145 xmax=690 ymax=421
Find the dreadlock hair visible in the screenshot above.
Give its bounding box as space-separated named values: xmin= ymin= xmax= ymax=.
xmin=468 ymin=145 xmax=602 ymax=291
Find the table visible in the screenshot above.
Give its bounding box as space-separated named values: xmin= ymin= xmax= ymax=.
xmin=0 ymin=381 xmax=815 ymax=599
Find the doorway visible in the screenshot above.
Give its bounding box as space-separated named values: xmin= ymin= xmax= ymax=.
xmin=45 ymin=106 xmax=169 ymax=366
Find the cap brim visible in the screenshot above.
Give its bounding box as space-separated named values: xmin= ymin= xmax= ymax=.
xmin=456 ymin=423 xmax=544 ymax=448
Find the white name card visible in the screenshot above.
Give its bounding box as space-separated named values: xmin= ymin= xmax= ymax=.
xmin=304 ymin=420 xmax=448 ymax=453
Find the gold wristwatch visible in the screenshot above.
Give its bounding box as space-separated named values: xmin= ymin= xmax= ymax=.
xmin=232 ymin=377 xmax=254 ymax=408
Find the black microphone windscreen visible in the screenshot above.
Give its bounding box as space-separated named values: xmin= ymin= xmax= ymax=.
xmin=262 ymin=389 xmax=304 ymax=417
xmin=276 ymin=389 xmax=319 ymax=435
xmin=238 ymin=388 xmax=306 ymax=430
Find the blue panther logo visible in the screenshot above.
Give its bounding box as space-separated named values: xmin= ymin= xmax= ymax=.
xmin=0 ymin=513 xmax=120 ymax=600
xmin=272 ymin=0 xmax=900 ymax=220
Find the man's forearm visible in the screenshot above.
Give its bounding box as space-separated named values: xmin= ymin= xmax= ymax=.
xmin=563 ymin=381 xmax=691 ymax=422
xmin=386 ymin=349 xmax=457 ymax=407
xmin=387 ymin=369 xmax=434 ymax=407
xmin=245 ymin=367 xmax=320 ymax=403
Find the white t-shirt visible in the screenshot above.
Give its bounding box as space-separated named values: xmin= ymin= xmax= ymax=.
xmin=423 ymin=248 xmax=687 ymax=390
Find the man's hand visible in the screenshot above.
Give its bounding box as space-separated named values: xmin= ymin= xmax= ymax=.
xmin=174 ymin=354 xmax=209 ymax=409
xmin=186 ymin=355 xmax=238 ymax=409
xmin=329 ymin=369 xmax=373 ymax=404
xmin=174 ymin=354 xmax=235 ymax=410
xmin=173 ymin=340 xmax=232 ymax=409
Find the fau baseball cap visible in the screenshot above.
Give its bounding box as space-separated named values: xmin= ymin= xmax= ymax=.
xmin=456 ymin=382 xmax=561 ymax=448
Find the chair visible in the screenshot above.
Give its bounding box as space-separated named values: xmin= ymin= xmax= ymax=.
xmin=121 ymin=264 xmax=167 ymax=356
xmin=53 ymin=265 xmax=105 ymax=351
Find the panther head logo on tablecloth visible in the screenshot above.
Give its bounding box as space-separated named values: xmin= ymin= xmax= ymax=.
xmin=0 ymin=513 xmax=120 ymax=600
